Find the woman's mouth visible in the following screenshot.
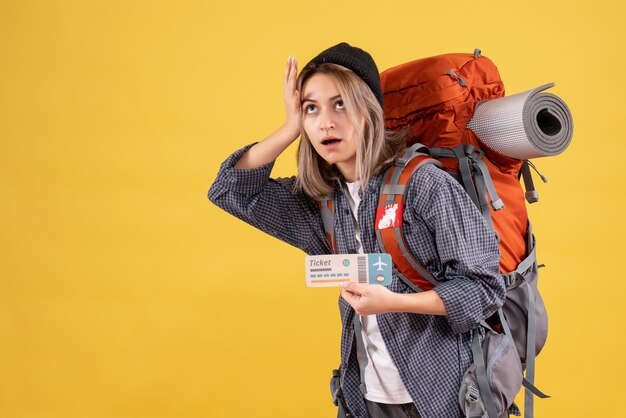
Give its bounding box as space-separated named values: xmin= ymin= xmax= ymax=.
xmin=321 ymin=137 xmax=341 ymax=146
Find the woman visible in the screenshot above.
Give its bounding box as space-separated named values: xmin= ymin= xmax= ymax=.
xmin=209 ymin=42 xmax=505 ymax=418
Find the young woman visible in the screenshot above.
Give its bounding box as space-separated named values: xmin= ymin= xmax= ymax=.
xmin=209 ymin=43 xmax=505 ymax=418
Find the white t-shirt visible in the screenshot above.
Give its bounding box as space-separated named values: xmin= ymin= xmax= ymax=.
xmin=343 ymin=181 xmax=413 ymax=404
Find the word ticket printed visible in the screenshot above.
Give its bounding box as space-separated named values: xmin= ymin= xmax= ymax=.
xmin=305 ymin=253 xmax=393 ymax=287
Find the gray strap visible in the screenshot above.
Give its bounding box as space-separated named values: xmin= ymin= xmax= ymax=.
xmin=521 ymin=161 xmax=539 ymax=204
xmin=497 ymin=309 xmax=524 ymax=375
xmin=474 ymin=158 xmax=504 ymax=211
xmin=523 ymin=377 xmax=550 ymax=399
xmin=381 ymin=184 xmax=406 ymax=196
xmin=330 ymin=368 xmax=351 ymax=417
xmin=396 ymin=269 xmax=422 ymax=293
xmin=471 ymin=330 xmax=499 ymax=418
xmin=452 ymin=145 xmax=481 ymax=209
xmin=516 ymin=245 xmax=536 ymax=276
xmin=527 ymin=160 xmax=549 ymax=184
xmin=375 ymin=227 xmax=388 ymax=253
xmin=320 ymin=200 xmax=334 ymax=235
xmin=504 ymin=230 xmax=537 ymax=287
xmin=504 ymin=245 xmax=537 ymax=287
xmin=319 ymin=196 xmax=336 ymax=252
xmin=330 ymin=369 xmax=341 ymax=406
xmin=446 ymin=70 xmax=467 ymax=87
xmin=353 ymin=316 xmax=368 ymax=396
xmin=337 ymin=398 xmax=349 ymax=418
xmin=387 ymin=146 xmax=437 ymax=202
xmin=389 ymin=166 xmax=404 ymax=197
xmin=379 ymin=165 xmax=398 ymax=205
xmin=472 ymin=164 xmax=496 ymax=231
xmin=396 ymin=142 xmax=429 ymax=167
xmin=523 ymin=280 xmax=536 ymax=418
xmin=429 ymin=147 xmax=456 ymax=159
xmin=433 ymin=145 xmax=503 ymax=213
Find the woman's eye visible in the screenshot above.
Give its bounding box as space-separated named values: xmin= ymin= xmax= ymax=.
xmin=304 ymin=104 xmax=317 ymax=114
xmin=335 ymin=100 xmax=345 ymax=110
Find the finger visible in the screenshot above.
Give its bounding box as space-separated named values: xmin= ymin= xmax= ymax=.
xmin=284 ymin=56 xmax=292 ymax=84
xmin=293 ymin=89 xmax=300 ymax=108
xmin=288 ymin=57 xmax=298 ymax=88
xmin=341 ymin=282 xmax=355 ymax=294
xmin=341 ymin=289 xmax=358 ymax=304
xmin=340 ymin=281 xmax=354 ymax=292
xmin=342 ymin=281 xmax=368 ymax=295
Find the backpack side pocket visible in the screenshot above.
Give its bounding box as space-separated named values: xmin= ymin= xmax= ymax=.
xmin=459 ymin=329 xmax=523 ymax=418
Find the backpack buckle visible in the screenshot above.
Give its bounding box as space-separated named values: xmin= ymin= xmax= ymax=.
xmin=466 ymin=385 xmax=481 ymax=403
xmin=469 ymin=148 xmax=485 ymax=162
xmin=396 ymin=157 xmax=409 ymax=167
xmin=503 ymin=273 xmax=516 ymax=287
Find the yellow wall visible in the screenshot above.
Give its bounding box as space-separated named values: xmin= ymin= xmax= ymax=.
xmin=1 ymin=0 xmax=624 ymax=417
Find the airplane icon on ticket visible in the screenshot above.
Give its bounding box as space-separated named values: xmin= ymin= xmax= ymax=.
xmin=373 ymin=256 xmax=388 ymax=271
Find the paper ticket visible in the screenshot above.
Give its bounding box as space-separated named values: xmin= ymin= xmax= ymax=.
xmin=305 ymin=253 xmax=393 ymax=287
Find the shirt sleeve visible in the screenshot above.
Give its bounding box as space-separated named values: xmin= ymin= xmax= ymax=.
xmin=207 ymin=143 xmax=331 ymax=255
xmin=408 ymin=165 xmax=506 ymax=334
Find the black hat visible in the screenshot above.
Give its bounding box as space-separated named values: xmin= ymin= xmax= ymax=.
xmin=304 ymin=42 xmax=383 ymax=107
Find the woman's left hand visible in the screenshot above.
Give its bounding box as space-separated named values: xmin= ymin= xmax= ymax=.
xmin=341 ymin=282 xmax=399 ymax=316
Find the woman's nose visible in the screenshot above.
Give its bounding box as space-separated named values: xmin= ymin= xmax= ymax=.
xmin=319 ymin=109 xmax=336 ymax=131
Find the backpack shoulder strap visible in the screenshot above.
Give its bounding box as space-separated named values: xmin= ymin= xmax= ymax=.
xmin=317 ymin=195 xmax=337 ymax=254
xmin=375 ymin=143 xmax=443 ymax=292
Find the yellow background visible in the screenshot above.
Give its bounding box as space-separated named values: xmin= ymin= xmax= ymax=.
xmin=1 ymin=0 xmax=624 ymax=417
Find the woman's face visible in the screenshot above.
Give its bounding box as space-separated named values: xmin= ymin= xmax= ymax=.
xmin=301 ymin=73 xmax=358 ymax=182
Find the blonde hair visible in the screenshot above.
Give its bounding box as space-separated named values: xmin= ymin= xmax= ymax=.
xmin=294 ymin=63 xmax=407 ymax=198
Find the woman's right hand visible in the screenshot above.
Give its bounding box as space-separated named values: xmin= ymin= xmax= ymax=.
xmin=283 ymin=56 xmax=301 ymax=138
xmin=233 ymin=56 xmax=303 ymax=169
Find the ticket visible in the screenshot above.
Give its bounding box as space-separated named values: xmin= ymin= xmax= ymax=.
xmin=305 ymin=253 xmax=393 ymax=287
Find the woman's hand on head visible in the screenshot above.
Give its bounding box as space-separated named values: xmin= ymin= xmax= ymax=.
xmin=341 ymin=282 xmax=399 ymax=316
xmin=283 ymin=56 xmax=301 ymax=138
xmin=231 ymin=56 xmax=303 ymax=169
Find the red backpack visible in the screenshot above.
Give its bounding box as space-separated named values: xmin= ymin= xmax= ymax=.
xmin=382 ymin=49 xmax=529 ymax=274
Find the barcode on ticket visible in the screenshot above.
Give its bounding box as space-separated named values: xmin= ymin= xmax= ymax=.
xmin=358 ymin=256 xmax=366 ymax=283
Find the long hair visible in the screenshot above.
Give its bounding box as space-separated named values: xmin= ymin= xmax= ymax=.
xmin=294 ymin=63 xmax=408 ymax=198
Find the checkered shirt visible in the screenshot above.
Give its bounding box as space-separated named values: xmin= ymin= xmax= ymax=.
xmin=208 ymin=144 xmax=506 ymax=418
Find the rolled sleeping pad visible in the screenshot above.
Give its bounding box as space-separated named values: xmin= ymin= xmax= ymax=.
xmin=467 ymin=83 xmax=573 ymax=160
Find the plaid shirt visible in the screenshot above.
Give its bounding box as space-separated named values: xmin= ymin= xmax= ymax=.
xmin=208 ymin=144 xmax=505 ymax=418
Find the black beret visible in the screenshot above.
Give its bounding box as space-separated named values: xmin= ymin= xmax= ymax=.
xmin=304 ymin=42 xmax=383 ymax=107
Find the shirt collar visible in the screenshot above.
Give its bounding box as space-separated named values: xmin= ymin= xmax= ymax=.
xmin=330 ymin=166 xmax=385 ymax=196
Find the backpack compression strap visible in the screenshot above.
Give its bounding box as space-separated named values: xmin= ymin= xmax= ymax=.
xmin=375 ymin=144 xmax=443 ymax=292
xmin=430 ymin=144 xmax=504 ymax=232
